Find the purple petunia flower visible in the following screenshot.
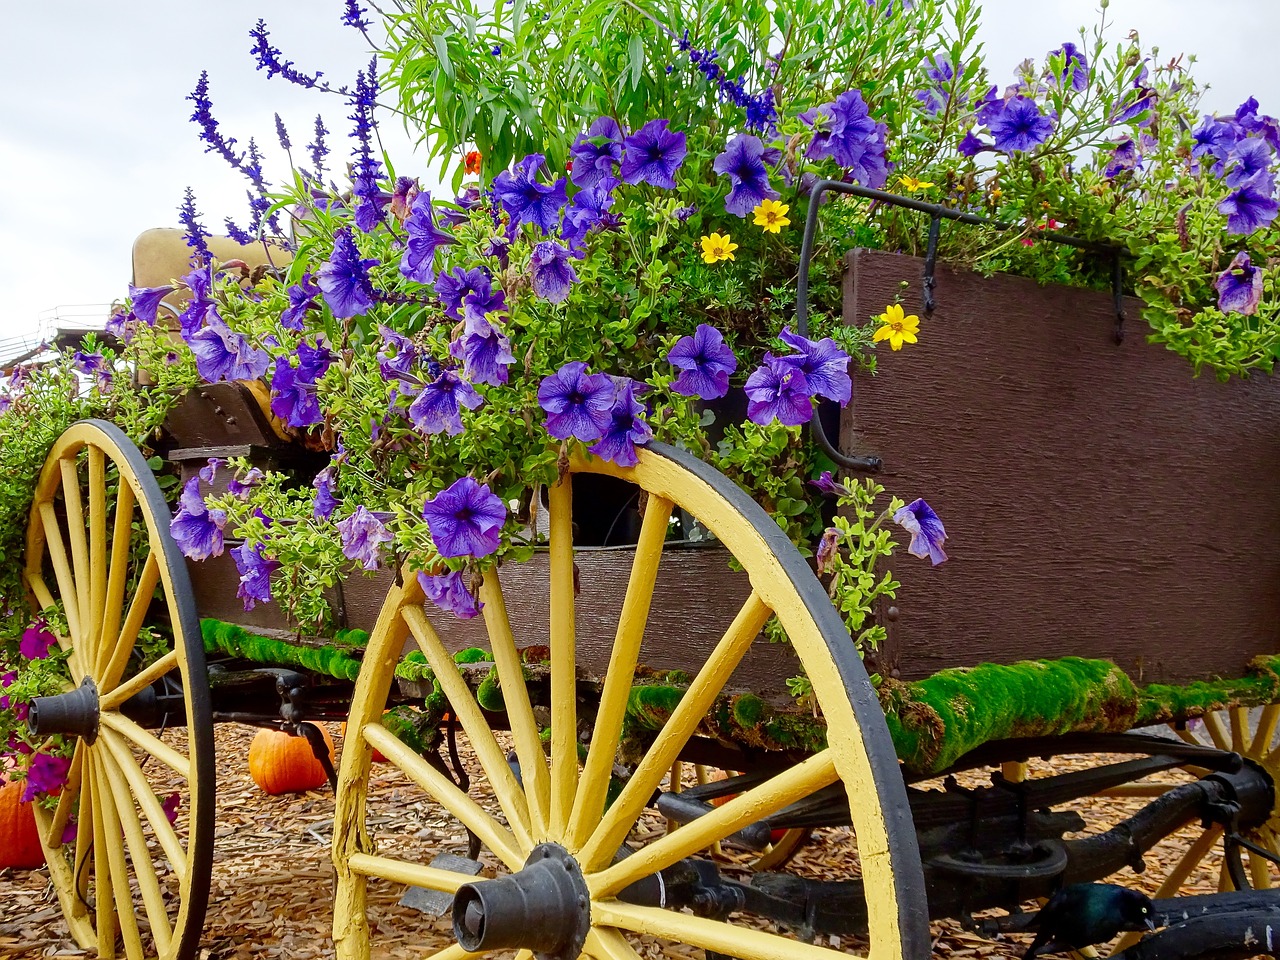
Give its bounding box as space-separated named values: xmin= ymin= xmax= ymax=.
xmin=894 ymin=498 xmax=948 ymax=565
xmin=570 ymin=117 xmax=625 ymax=188
xmin=1226 ymin=138 xmax=1274 ymax=188
xmin=227 ymin=467 xmax=264 ymax=499
xmin=1219 ymin=172 xmax=1279 ymax=235
xmin=561 ymin=177 xmax=620 ymax=248
xmin=713 ymin=134 xmax=779 ymax=218
xmin=1215 ymin=251 xmax=1264 ymax=315
xmin=1191 ymin=116 xmax=1240 ymax=176
xmin=1103 ymin=138 xmax=1141 ymax=178
xmin=232 ymin=541 xmax=280 ymax=611
xmin=337 ymin=505 xmax=393 ymax=571
xmin=435 ymin=266 xmax=490 ymax=322
xmin=400 ymin=192 xmax=457 ymax=283
xmin=128 ymin=284 xmax=175 ymax=325
xmin=1047 ymin=42 xmax=1088 ymax=93
xmin=668 ymin=323 xmax=737 ymax=399
xmin=21 ymin=753 xmax=72 ymax=803
xmin=529 ymin=240 xmax=579 ymax=303
xmin=777 ymin=327 xmax=852 ymax=404
xmin=313 ymin=466 xmax=338 ymax=520
xmin=295 ymin=339 xmax=333 ymax=382
xmin=280 ymin=274 xmax=321 ymax=330
xmin=801 ymin=89 xmax=889 ymax=188
xmin=449 ymin=315 xmax=515 ymax=386
xmin=186 ymin=318 xmax=271 ymax=384
xmin=422 ymin=477 xmax=507 ymax=559
xmin=809 ymin=470 xmax=844 ymax=497
xmin=815 ymin=526 xmax=841 ymax=575
xmin=588 ymin=378 xmax=653 ymax=467
xmin=491 ymin=154 xmax=569 ymax=234
xmin=407 ymin=368 xmax=484 ymax=436
xmin=319 ymin=227 xmax=380 ymax=317
xmin=537 ymin=361 xmax=616 ymax=441
xmin=417 ymin=569 xmax=484 ymax=619
xmin=914 ymin=53 xmax=964 ymax=116
xmin=170 ymin=476 xmax=227 ymax=560
xmin=958 ymin=131 xmax=990 ymax=157
xmin=744 ymin=353 xmax=813 ymax=426
xmin=199 ymin=457 xmax=223 ymax=484
xmin=620 ymin=119 xmax=687 ymax=189
xmin=378 ymin=325 xmax=417 ymax=381
xmin=988 ymin=96 xmax=1054 ymax=154
xmin=463 ymin=273 xmax=508 ymax=324
xmin=19 ymin=624 xmax=57 ymax=660
xmin=271 ymin=357 xmax=323 ymax=428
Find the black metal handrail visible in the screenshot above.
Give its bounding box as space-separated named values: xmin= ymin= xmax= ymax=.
xmin=794 ymin=179 xmax=1128 ymax=472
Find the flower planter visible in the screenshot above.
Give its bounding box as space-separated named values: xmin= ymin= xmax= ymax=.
xmin=840 ymin=249 xmax=1280 ymax=683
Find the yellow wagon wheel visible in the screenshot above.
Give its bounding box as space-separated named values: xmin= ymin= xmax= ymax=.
xmin=1108 ymin=706 xmax=1280 ymax=952
xmin=333 ymin=441 xmax=929 ymax=960
xmin=23 ymin=420 xmax=214 ymax=960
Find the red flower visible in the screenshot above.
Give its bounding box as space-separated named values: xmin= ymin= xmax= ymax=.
xmin=464 ymin=151 xmax=482 ymax=174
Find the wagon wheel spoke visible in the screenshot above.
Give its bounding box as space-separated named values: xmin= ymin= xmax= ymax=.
xmin=334 ymin=443 xmax=929 ymax=960
xmin=24 ymin=422 xmax=213 ymax=960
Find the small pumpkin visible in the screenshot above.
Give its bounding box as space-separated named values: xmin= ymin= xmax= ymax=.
xmin=247 ymin=725 xmax=335 ymax=795
xmin=0 ymin=777 xmax=45 ymax=868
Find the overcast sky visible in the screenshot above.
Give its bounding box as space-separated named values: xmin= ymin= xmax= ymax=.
xmin=1 ymin=1 xmax=1276 ymax=343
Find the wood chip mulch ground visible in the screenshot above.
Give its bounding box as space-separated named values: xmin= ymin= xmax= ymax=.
xmin=0 ymin=725 xmax=1245 ymax=959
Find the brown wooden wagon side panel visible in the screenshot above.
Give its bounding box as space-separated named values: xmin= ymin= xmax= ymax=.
xmin=192 ymin=546 xmax=800 ymax=700
xmin=841 ymin=248 xmax=1280 ymax=683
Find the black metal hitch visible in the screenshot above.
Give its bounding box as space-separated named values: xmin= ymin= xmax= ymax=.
xmin=30 ymin=677 xmax=100 ymax=744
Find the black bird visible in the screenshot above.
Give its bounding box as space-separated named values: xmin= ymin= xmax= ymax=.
xmin=1023 ymin=883 xmax=1157 ymax=959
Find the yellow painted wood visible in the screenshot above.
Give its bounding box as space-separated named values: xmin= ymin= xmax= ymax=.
xmin=592 ymin=899 xmax=854 ymax=960
xmin=1001 ymin=762 xmax=1027 ymax=783
xmin=98 ymin=480 xmax=136 ymax=676
xmin=1249 ymin=850 xmax=1272 ymax=889
xmin=578 ymin=591 xmax=771 ymax=872
xmin=25 ymin=572 xmax=80 ymax=677
xmin=100 ymin=728 xmax=187 ymax=880
xmin=752 ymin=828 xmax=810 ymax=871
xmin=90 ymin=755 xmax=118 ymax=960
xmin=1231 ymin=707 xmax=1249 ymax=753
xmin=88 ymin=445 xmax=107 ymax=661
xmin=589 ymin=751 xmax=839 ymax=899
xmin=364 ymin=724 xmax=524 ymax=871
xmin=548 ymin=475 xmax=578 ymax=839
xmin=100 ymin=711 xmax=191 ymax=780
xmin=402 ymin=605 xmax=533 ymax=847
xmin=99 ymin=649 xmax=178 ymax=711
xmin=1253 ymin=704 xmax=1280 ymax=758
xmin=74 ymin=768 xmax=95 ymax=904
xmin=567 ymin=495 xmax=674 ymax=850
xmin=93 ymin=756 xmax=148 ymax=960
xmin=333 ymin=583 xmax=412 ymax=960
xmin=40 ymin=501 xmax=83 ymax=647
xmin=479 ymin=567 xmax=550 ymax=840
xmin=60 ymin=458 xmax=93 ymax=659
xmin=101 ymin=552 xmax=159 ymax=692
xmin=347 ymin=852 xmax=474 ymax=893
xmin=46 ymin=743 xmax=84 ymax=849
xmin=1202 ymin=712 xmax=1231 ymax=751
xmin=583 ymin=927 xmax=643 ymax=960
xmin=99 ymin=743 xmax=174 ymax=957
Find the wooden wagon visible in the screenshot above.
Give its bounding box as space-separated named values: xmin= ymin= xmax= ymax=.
xmin=12 ymin=189 xmax=1280 ymax=960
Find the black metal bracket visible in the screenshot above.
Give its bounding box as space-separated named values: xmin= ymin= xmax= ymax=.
xmin=795 ymin=179 xmax=1129 ymax=474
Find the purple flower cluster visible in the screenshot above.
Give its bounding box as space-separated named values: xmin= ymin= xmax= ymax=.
xmin=589 ymin=379 xmax=653 ymax=467
xmin=418 ymin=569 xmax=483 ymax=619
xmin=914 ymin=54 xmax=965 ymax=116
xmin=744 ymin=328 xmax=851 ymax=427
xmin=713 ymin=134 xmax=779 ymax=217
xmin=319 ymin=227 xmax=380 ymax=317
xmin=280 ymin=274 xmax=321 ymax=330
xmin=800 ymin=90 xmax=888 ymax=188
xmin=401 ymin=192 xmax=456 ymax=283
xmin=674 ymin=30 xmax=778 ymax=133
xmin=668 ymin=323 xmax=736 ymax=399
xmin=233 ymin=541 xmax=280 ymax=610
xmin=619 ymin=120 xmax=687 ymax=189
xmin=21 ymin=753 xmax=71 ymax=803
xmin=492 ymin=155 xmax=569 ymax=234
xmin=569 ymin=117 xmax=624 ymax=188
xmin=188 ymin=317 xmax=271 ymax=384
xmin=408 ymin=368 xmax=483 ymax=436
xmin=270 ymin=340 xmax=332 ymax=428
xmin=1215 ymin=251 xmax=1263 ymax=315
xmin=19 ymin=623 xmax=57 ymax=661
xmin=249 ymin=20 xmax=323 ymax=89
xmin=348 ymin=61 xmax=387 ymax=233
xmin=337 ymin=506 xmax=393 ymax=570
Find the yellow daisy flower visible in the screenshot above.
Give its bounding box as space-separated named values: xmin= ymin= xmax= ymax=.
xmin=700 ymin=232 xmax=738 ymax=263
xmin=873 ymin=303 xmax=920 ymax=351
xmin=752 ymin=198 xmax=791 ymax=233
xmin=898 ymin=175 xmax=935 ymax=193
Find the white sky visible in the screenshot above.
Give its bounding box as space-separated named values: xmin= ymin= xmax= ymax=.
xmin=1 ymin=0 xmax=1276 ymax=342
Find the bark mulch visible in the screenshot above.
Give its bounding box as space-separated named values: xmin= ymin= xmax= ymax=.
xmin=0 ymin=726 xmax=1240 ymax=959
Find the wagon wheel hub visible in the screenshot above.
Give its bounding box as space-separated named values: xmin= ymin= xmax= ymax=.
xmin=451 ymin=843 xmax=590 ymax=960
xmin=30 ymin=677 xmax=100 ymax=745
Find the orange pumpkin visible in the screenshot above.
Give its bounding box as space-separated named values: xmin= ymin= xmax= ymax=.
xmin=247 ymin=726 xmax=335 ymax=795
xmin=0 ymin=777 xmax=45 ymax=868
xmin=339 ymin=721 xmax=388 ymax=763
